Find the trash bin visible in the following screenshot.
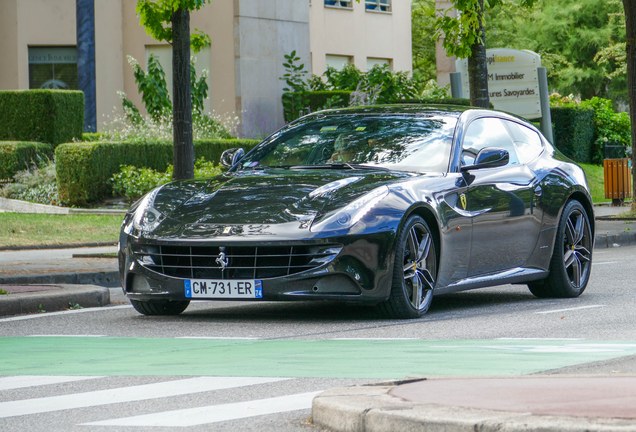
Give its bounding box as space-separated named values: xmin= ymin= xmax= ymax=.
xmin=603 ymin=158 xmax=632 ymax=206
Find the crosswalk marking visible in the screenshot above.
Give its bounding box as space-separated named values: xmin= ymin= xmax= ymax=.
xmin=0 ymin=375 xmax=104 ymax=391
xmin=82 ymin=391 xmax=322 ymax=427
xmin=0 ymin=376 xmax=288 ymax=419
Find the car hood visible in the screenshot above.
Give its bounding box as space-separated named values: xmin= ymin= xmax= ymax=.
xmin=148 ymin=169 xmax=414 ymax=237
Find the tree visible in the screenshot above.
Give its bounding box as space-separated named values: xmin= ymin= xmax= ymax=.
xmin=136 ymin=0 xmax=211 ymax=180
xmin=622 ymin=0 xmax=636 ymax=210
xmin=433 ymin=0 xmax=535 ymax=108
xmin=412 ymin=0 xmax=438 ymax=83
xmin=522 ymin=0 xmax=625 ymax=101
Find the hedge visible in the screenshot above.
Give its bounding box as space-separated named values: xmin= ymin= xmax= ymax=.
xmin=0 ymin=141 xmax=54 ymax=181
xmin=56 ymin=139 xmax=260 ymax=206
xmin=551 ymin=106 xmax=595 ymax=164
xmin=283 ymin=91 xmax=352 ymax=122
xmin=400 ymin=98 xmax=495 ymax=108
xmin=0 ymin=90 xmax=84 ymax=146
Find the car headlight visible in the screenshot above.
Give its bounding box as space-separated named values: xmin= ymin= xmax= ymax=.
xmin=123 ymin=187 xmax=166 ymax=235
xmin=310 ymin=186 xmax=389 ymax=233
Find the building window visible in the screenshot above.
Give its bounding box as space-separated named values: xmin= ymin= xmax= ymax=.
xmin=365 ymin=0 xmax=391 ymax=12
xmin=325 ymin=0 xmax=353 ymax=8
xmin=367 ymin=57 xmax=392 ymax=70
xmin=326 ymin=55 xmax=352 ymax=70
xmin=28 ymin=47 xmax=78 ymax=90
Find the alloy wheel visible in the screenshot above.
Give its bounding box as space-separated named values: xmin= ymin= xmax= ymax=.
xmin=403 ymin=223 xmax=436 ymax=311
xmin=562 ymin=208 xmax=592 ymax=288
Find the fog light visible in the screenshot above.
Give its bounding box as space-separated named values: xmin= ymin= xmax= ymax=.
xmin=131 ymin=275 xmax=152 ymax=293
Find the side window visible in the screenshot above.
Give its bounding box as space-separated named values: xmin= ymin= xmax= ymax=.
xmin=461 ymin=118 xmax=518 ymax=166
xmin=504 ymin=121 xmax=544 ymax=164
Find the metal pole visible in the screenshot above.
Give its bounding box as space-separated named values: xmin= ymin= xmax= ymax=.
xmin=537 ymin=67 xmax=553 ymax=143
xmin=77 ymin=0 xmax=96 ymax=132
xmin=450 ymin=72 xmax=463 ymax=99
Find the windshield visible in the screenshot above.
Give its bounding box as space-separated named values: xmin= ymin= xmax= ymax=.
xmin=237 ymin=115 xmax=456 ymax=173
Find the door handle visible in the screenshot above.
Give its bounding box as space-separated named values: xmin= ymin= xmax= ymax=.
xmin=534 ymin=186 xmax=542 ymax=197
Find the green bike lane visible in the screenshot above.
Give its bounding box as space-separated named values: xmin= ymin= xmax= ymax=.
xmin=2 ymin=337 xmax=636 ymax=378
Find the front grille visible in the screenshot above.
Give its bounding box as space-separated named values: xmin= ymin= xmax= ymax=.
xmin=133 ymin=244 xmax=342 ymax=279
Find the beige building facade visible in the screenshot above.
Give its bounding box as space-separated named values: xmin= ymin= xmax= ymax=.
xmin=0 ymin=0 xmax=411 ymax=138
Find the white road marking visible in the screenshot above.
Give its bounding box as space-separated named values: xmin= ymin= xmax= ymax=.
xmin=0 ymin=375 xmax=104 ymax=391
xmin=0 ymin=376 xmax=288 ymax=419
xmin=497 ymin=338 xmax=584 ymax=341
xmin=333 ymin=338 xmax=417 ymax=340
xmin=83 ymin=391 xmax=322 ymax=427
xmin=176 ymin=336 xmax=260 ymax=340
xmin=27 ymin=335 xmax=106 ymax=337
xmin=592 ymin=261 xmax=620 ymax=265
xmin=0 ymin=305 xmax=133 ymax=323
xmin=535 ymin=305 xmax=606 ymax=314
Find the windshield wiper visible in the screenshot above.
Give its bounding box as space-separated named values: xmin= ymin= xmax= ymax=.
xmin=290 ymin=164 xmax=389 ymax=171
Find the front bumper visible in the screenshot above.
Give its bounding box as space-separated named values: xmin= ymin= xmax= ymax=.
xmin=118 ymin=225 xmax=399 ymax=305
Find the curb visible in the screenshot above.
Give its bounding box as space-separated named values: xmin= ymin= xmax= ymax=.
xmin=0 ymin=271 xmax=120 ymax=288
xmin=0 ymin=242 xmax=117 ymax=251
xmin=0 ymin=284 xmax=111 ymax=317
xmin=312 ymin=383 xmax=636 ymax=432
xmin=0 ymin=197 xmax=127 ymax=215
xmin=594 ymin=232 xmax=636 ymax=249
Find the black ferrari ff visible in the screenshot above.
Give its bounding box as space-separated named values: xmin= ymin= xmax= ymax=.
xmin=118 ymin=105 xmax=594 ymax=319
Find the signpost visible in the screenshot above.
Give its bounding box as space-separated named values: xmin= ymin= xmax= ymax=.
xmin=453 ymin=48 xmax=553 ymax=142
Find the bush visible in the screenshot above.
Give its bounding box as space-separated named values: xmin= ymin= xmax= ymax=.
xmin=282 ymin=91 xmax=352 ymax=121
xmin=0 ymin=90 xmax=84 ymax=145
xmin=580 ymin=97 xmax=631 ymax=163
xmin=82 ymin=133 xmax=106 ymax=142
xmin=398 ymin=97 xmax=495 ymax=108
xmin=0 ymin=160 xmax=60 ymax=206
xmin=56 ymin=139 xmax=260 ymax=206
xmin=111 ymin=158 xmax=223 ymax=202
xmin=0 ymin=141 xmax=54 ymax=181
xmin=551 ymin=106 xmax=595 ymax=163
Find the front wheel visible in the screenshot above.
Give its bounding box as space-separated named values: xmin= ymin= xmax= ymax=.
xmin=528 ymin=200 xmax=592 ymax=298
xmin=130 ymin=299 xmax=190 ymax=316
xmin=378 ymin=215 xmax=437 ymax=319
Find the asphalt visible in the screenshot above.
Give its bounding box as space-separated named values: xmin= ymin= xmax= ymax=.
xmin=1 ymin=202 xmax=635 ymax=431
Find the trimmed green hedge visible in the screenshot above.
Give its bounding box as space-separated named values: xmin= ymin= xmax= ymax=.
xmin=0 ymin=90 xmax=84 ymax=146
xmin=56 ymin=139 xmax=260 ymax=206
xmin=283 ymin=91 xmax=352 ymax=122
xmin=400 ymin=98 xmax=495 ymax=108
xmin=551 ymin=106 xmax=595 ymax=163
xmin=82 ymin=132 xmax=106 ymax=142
xmin=0 ymin=141 xmax=54 ymax=181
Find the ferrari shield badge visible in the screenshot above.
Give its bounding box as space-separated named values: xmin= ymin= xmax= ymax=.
xmin=460 ymin=193 xmax=467 ymax=210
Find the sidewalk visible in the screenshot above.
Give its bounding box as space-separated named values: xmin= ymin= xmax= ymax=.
xmin=313 ymin=376 xmax=636 ymax=432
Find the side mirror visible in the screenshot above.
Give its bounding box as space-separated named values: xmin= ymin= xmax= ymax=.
xmin=461 ymin=147 xmax=509 ymax=172
xmin=220 ymin=148 xmax=245 ymax=168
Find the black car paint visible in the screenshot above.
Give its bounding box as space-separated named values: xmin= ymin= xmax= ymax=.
xmin=118 ymin=105 xmax=594 ymax=306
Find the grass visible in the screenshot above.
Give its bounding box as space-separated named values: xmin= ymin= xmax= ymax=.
xmin=617 ymin=210 xmax=636 ymax=218
xmin=579 ymin=163 xmax=611 ymax=204
xmin=0 ymin=213 xmax=123 ymax=248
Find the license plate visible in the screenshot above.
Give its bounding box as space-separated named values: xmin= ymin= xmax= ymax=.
xmin=184 ymin=279 xmax=262 ymax=299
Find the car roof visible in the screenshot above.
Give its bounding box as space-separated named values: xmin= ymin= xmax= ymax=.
xmin=302 ymin=104 xmax=536 ymax=129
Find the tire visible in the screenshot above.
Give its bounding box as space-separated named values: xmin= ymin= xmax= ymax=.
xmin=130 ymin=299 xmax=190 ymax=316
xmin=378 ymin=215 xmax=437 ymax=319
xmin=528 ymin=200 xmax=592 ymax=298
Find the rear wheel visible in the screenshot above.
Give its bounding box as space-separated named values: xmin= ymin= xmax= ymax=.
xmin=378 ymin=215 xmax=437 ymax=319
xmin=130 ymin=299 xmax=190 ymax=316
xmin=528 ymin=200 xmax=592 ymax=298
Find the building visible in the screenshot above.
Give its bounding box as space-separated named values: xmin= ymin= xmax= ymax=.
xmin=0 ymin=0 xmax=412 ymax=138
